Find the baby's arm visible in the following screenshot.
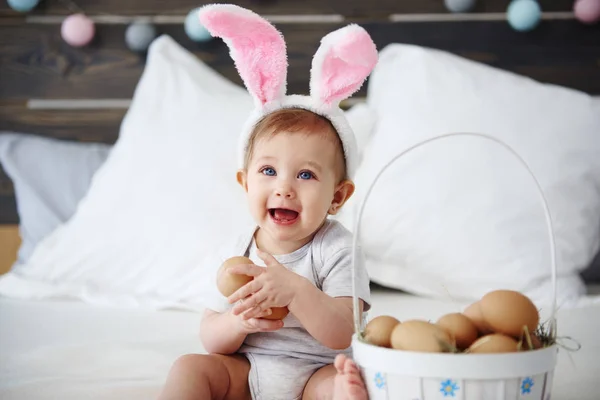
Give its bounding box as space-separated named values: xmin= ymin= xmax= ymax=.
xmin=226 ymin=248 xmax=367 ymax=351
xmin=289 ymin=237 xmax=370 ymax=350
xmin=200 ymin=308 xmax=283 ymax=355
xmin=288 ymin=281 xmax=363 ymax=350
xmin=200 ymin=309 xmax=247 ymax=354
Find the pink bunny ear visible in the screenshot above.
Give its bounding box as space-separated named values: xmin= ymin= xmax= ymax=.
xmin=310 ymin=24 xmax=377 ymax=107
xmin=198 ymin=4 xmax=287 ymax=107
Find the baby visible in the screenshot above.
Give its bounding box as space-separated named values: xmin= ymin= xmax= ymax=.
xmin=158 ymin=4 xmax=378 ymax=400
xmin=159 ymin=107 xmax=371 ymax=400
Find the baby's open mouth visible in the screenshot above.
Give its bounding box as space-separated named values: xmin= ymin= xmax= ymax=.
xmin=269 ymin=208 xmax=299 ymax=224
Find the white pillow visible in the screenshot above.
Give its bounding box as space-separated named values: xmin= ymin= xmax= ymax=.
xmin=0 ymin=35 xmax=376 ymax=310
xmin=342 ymin=44 xmax=600 ymax=308
xmin=0 ymin=133 xmax=111 ymax=267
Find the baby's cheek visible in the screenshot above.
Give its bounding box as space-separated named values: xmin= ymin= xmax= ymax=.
xmin=317 ymin=199 xmax=335 ymax=216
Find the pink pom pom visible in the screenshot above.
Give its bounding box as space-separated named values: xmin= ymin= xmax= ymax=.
xmin=61 ymin=13 xmax=95 ymax=47
xmin=574 ymin=0 xmax=600 ymax=24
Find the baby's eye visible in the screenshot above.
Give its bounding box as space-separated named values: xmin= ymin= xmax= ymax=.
xmin=261 ymin=167 xmax=276 ymax=176
xmin=298 ymin=171 xmax=313 ymax=180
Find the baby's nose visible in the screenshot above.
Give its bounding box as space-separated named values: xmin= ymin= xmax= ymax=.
xmin=275 ymin=185 xmax=295 ymax=199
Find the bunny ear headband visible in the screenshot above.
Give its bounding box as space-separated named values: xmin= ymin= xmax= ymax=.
xmin=197 ymin=4 xmax=378 ymax=179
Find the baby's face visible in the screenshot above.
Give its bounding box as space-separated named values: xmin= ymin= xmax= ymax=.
xmin=243 ymin=131 xmax=342 ymax=248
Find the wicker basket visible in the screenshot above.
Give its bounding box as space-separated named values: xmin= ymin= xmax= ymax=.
xmin=350 ymin=132 xmax=558 ymax=400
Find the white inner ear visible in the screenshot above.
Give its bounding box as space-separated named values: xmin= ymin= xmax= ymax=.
xmin=308 ymin=34 xmax=331 ymax=103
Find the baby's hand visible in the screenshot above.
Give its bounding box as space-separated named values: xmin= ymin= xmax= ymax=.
xmin=227 ymin=249 xmax=302 ymax=320
xmin=236 ymin=308 xmax=284 ymax=334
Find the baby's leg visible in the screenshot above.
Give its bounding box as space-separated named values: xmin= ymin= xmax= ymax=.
xmin=157 ymin=353 xmax=251 ymax=400
xmin=302 ymin=354 xmax=367 ymax=400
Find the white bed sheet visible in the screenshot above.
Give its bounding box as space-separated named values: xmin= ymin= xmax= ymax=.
xmin=1 ymin=288 xmax=599 ymax=400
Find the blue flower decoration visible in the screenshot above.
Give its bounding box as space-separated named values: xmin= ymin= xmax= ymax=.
xmin=374 ymin=372 xmax=386 ymax=389
xmin=440 ymin=379 xmax=459 ymax=397
xmin=521 ymin=377 xmax=534 ymax=394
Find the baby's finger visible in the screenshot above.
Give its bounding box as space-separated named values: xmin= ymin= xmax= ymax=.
xmin=227 ymin=264 xmax=265 ymax=277
xmin=258 ymin=308 xmax=273 ymax=318
xmin=244 ymin=307 xmax=271 ymax=320
xmin=252 ymin=318 xmax=284 ymax=332
xmin=241 ymin=303 xmax=268 ymax=320
xmin=232 ymin=291 xmax=267 ymax=316
xmin=256 ymin=249 xmax=279 ymax=268
xmin=228 ymin=280 xmax=262 ymax=304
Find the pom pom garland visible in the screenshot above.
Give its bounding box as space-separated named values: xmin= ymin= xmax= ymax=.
xmin=444 ymin=0 xmax=477 ymax=13
xmin=125 ymin=22 xmax=157 ymax=52
xmin=61 ymin=13 xmax=95 ymax=47
xmin=7 ymin=0 xmax=39 ymax=12
xmin=574 ymin=0 xmax=600 ymax=24
xmin=507 ymin=0 xmax=541 ymax=32
xmin=184 ymin=7 xmax=213 ymax=42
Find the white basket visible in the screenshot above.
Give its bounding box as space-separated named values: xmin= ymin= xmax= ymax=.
xmin=350 ymin=132 xmax=559 ymax=400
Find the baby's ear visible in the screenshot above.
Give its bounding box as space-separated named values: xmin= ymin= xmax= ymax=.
xmin=236 ymin=170 xmax=248 ymax=192
xmin=329 ymin=179 xmax=355 ymax=215
xmin=310 ymin=24 xmax=377 ymax=108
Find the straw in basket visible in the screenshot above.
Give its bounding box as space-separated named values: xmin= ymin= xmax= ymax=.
xmin=350 ymin=132 xmax=559 ymax=400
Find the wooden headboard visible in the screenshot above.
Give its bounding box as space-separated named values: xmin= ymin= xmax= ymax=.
xmin=0 ymin=0 xmax=599 ymax=268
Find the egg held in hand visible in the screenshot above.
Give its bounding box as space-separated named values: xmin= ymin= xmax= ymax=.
xmin=217 ymin=256 xmax=289 ymax=320
xmin=217 ymin=256 xmax=254 ymax=297
xmin=265 ymin=306 xmax=290 ymax=320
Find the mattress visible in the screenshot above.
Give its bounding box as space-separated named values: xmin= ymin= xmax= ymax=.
xmin=1 ymin=288 xmax=599 ymax=400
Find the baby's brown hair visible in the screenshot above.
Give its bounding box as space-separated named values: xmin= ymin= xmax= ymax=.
xmin=244 ymin=108 xmax=347 ymax=181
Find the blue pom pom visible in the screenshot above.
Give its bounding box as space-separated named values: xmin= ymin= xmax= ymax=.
xmin=125 ymin=22 xmax=157 ymax=52
xmin=7 ymin=0 xmax=39 ymax=12
xmin=184 ymin=8 xmax=212 ymax=42
xmin=507 ymin=0 xmax=542 ymax=32
xmin=445 ymin=0 xmax=477 ymax=13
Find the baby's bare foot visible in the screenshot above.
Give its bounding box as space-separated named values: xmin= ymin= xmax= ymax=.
xmin=332 ymin=354 xmax=368 ymax=400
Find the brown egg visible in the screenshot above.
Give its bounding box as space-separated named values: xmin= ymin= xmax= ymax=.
xmin=217 ymin=257 xmax=289 ymax=320
xmin=479 ymin=290 xmax=539 ymax=337
xmin=468 ymin=333 xmax=520 ymax=353
xmin=531 ymin=334 xmax=543 ymax=349
xmin=463 ymin=301 xmax=491 ymax=334
xmin=391 ymin=320 xmax=453 ymax=353
xmin=436 ymin=313 xmax=479 ymax=350
xmin=262 ymin=306 xmax=289 ymax=320
xmin=521 ymin=333 xmax=543 ymax=350
xmin=216 ymin=256 xmax=254 ymax=297
xmin=363 ymin=315 xmax=401 ymax=348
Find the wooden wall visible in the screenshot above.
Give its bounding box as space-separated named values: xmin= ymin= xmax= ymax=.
xmin=1 ymin=0 xmax=599 ymax=223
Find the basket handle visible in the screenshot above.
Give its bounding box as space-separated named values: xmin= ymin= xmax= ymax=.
xmin=351 ymin=132 xmax=558 ymax=340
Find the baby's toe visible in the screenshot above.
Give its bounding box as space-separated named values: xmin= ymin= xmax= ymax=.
xmin=334 ymin=354 xmax=347 ymax=372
